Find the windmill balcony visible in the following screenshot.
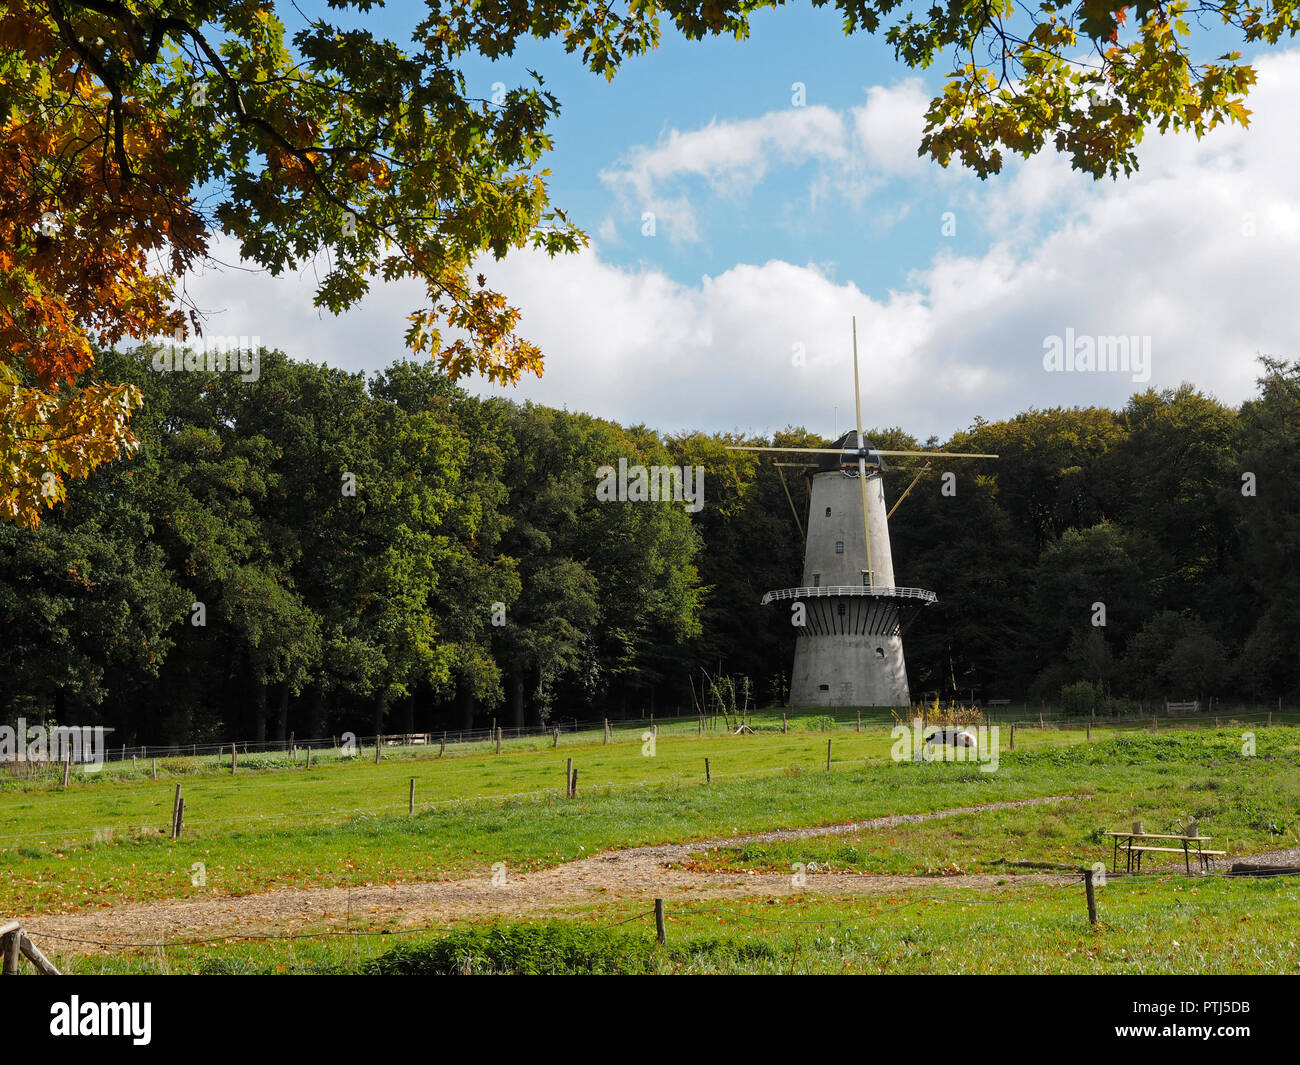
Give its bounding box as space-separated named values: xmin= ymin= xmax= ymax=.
xmin=762 ymin=585 xmax=936 ymax=638
xmin=760 ymin=586 xmax=937 ymax=605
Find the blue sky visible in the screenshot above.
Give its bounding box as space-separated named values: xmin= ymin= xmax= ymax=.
xmin=188 ymin=4 xmax=1300 ymax=440
xmin=288 ymin=3 xmax=972 ymax=291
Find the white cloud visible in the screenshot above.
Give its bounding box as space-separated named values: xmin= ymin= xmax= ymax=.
xmin=176 ymin=51 xmax=1300 ymax=442
xmin=600 ymin=104 xmax=852 ymax=243
xmin=852 ymin=79 xmax=931 ymax=175
xmin=598 ymin=79 xmax=935 ymax=241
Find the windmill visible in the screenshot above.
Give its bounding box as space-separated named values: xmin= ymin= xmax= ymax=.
xmin=727 ymin=319 xmax=997 ymax=708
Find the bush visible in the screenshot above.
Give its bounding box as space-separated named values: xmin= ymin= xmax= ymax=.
xmin=1060 ymin=681 xmax=1100 ymax=717
xmin=358 ymin=923 xmax=662 ymax=975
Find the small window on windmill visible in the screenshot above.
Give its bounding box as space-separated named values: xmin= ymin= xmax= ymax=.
xmin=825 ymin=507 xmax=831 ymax=517
xmin=874 ymin=647 xmax=885 ymax=660
xmin=813 ymin=573 xmax=821 ymax=587
xmin=861 ymin=571 xmax=869 ymax=587
xmin=835 ymin=540 xmax=845 ymax=554
xmin=818 ymin=684 xmax=830 ymax=692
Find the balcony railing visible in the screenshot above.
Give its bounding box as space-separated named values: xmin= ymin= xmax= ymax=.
xmin=760 ymin=585 xmax=937 ymax=606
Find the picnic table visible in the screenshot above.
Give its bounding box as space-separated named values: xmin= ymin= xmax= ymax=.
xmin=1104 ymin=830 xmax=1225 ymax=874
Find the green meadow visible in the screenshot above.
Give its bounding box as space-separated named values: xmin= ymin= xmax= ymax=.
xmin=43 ymin=875 xmax=1300 ymax=976
xmin=4 ymin=712 xmax=1299 ymax=974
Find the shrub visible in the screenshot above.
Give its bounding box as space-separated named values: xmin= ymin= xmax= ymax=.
xmin=1060 ymin=681 xmax=1100 ymax=717
xmin=358 ymin=923 xmax=662 ymax=975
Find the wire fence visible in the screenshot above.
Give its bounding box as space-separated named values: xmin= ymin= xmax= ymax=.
xmin=3 ymin=707 xmax=1298 ymax=847
xmin=6 ymin=702 xmax=1296 ymax=782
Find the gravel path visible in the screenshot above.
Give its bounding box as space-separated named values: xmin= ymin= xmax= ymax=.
xmin=20 ymin=795 xmax=1071 ymax=952
xmin=1212 ymin=846 xmax=1300 ymax=872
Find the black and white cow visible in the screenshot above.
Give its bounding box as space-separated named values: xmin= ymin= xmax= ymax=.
xmin=923 ymin=727 xmax=978 ymax=750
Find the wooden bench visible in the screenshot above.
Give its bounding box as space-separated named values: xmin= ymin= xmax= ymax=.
xmin=1105 ymin=830 xmax=1226 ymax=874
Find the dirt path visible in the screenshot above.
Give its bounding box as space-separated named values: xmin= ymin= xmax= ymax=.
xmin=23 ymin=796 xmax=1071 ymax=951
xmin=1210 ymin=846 xmax=1300 ymax=872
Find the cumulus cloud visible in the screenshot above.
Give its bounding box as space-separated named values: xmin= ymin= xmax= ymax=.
xmin=175 ymin=52 xmax=1300 ymax=441
xmin=599 ymin=104 xmax=850 ymax=244
xmin=599 ymin=78 xmax=933 ymax=240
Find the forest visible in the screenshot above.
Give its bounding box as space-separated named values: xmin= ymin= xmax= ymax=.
xmin=2 ymin=347 xmax=1297 ymax=745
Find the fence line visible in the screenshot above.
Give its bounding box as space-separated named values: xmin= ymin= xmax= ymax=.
xmin=4 ymin=718 xmax=1299 ymax=847
xmin=6 ymin=703 xmax=1295 ymax=778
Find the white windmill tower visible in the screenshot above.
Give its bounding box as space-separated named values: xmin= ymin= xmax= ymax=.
xmin=729 ymin=319 xmax=997 ymax=708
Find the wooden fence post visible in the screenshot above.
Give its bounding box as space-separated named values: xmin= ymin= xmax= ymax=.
xmin=654 ymin=899 xmax=667 ymax=946
xmin=1010 ymin=723 xmax=1015 ymax=751
xmin=553 ymin=728 xmax=559 ymax=748
xmin=826 ymin=738 xmax=832 ymax=771
xmin=569 ymin=769 xmax=577 ymax=797
xmin=604 ymin=719 xmax=610 ymax=744
xmin=18 ymin=934 xmax=60 ymax=975
xmin=375 ymin=735 xmax=382 ymax=763
xmin=231 ymin=744 xmax=237 ymax=775
xmin=782 ymin=712 xmax=788 ymax=734
xmin=705 ymin=758 xmax=711 ymax=784
xmin=175 ymin=797 xmax=184 ymax=840
xmin=1084 ymin=869 xmax=1098 ymax=926
xmin=440 ymin=732 xmax=446 ymax=757
xmin=566 ymin=758 xmax=573 ymax=798
xmin=409 ymin=778 xmax=415 ymax=816
xmin=61 ymin=752 xmax=71 ymax=788
xmin=1 ymin=924 xmax=20 ymax=975
xmin=306 ymin=746 xmax=312 ymax=770
xmin=496 ymin=727 xmax=502 ymax=755
xmin=172 ymin=783 xmax=182 ymax=840
xmin=152 ymin=757 xmax=157 ymax=781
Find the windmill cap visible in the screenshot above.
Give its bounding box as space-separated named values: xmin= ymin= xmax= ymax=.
xmin=818 ymin=430 xmax=886 ymax=473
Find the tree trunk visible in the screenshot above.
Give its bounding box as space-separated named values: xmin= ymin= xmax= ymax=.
xmin=253 ymin=678 xmax=268 ymax=743
xmin=306 ymin=684 xmax=324 ymax=739
xmin=458 ymin=685 xmax=477 ymax=730
xmin=510 ymin=671 xmax=525 ymax=729
xmin=275 ymin=682 xmax=289 ymax=743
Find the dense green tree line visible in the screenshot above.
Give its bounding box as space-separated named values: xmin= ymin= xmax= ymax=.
xmin=2 ymin=352 xmax=1298 ymax=742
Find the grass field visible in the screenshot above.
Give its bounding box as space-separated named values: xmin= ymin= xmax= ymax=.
xmin=4 ymin=708 xmax=1298 ymax=974
xmin=38 ymin=875 xmax=1300 ymax=975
